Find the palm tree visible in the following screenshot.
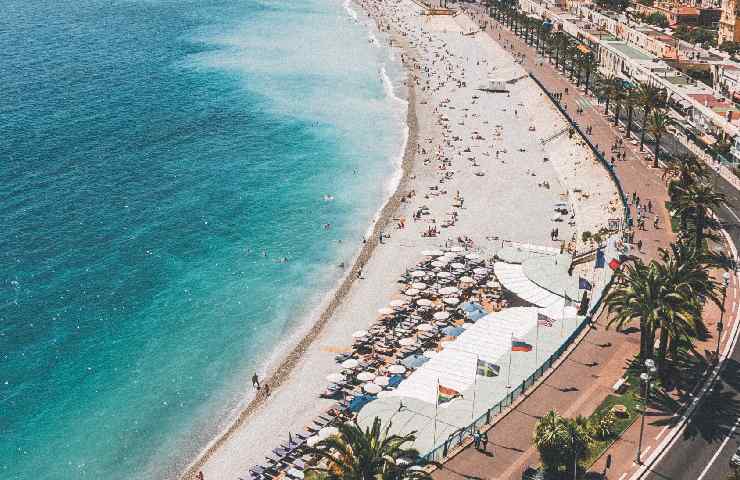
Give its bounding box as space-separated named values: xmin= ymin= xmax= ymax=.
xmin=672 ymin=182 xmax=726 ymax=250
xmin=662 ymin=153 xmax=707 ymax=193
xmin=636 ymin=84 xmax=665 ymax=152
xmin=533 ymin=410 xmax=570 ymax=473
xmin=533 ymin=410 xmax=592 ymax=475
xmin=605 ymin=260 xmax=662 ymax=360
xmin=308 ymin=418 xmax=431 ymax=480
xmin=624 ymin=88 xmax=640 ymax=139
xmin=612 ymin=81 xmax=626 ymax=127
xmin=597 ymin=75 xmax=617 ymax=116
xmin=581 ymin=54 xmax=597 ymax=95
xmin=647 ymin=109 xmax=674 ymax=168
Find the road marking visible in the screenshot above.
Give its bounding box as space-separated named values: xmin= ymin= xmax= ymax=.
xmin=696 ymin=418 xmax=740 ymax=480
xmin=655 ymin=425 xmax=670 ymax=441
xmin=642 ymin=446 xmax=652 ymax=458
xmin=723 ymin=202 xmax=740 ymax=223
xmin=619 ymin=473 xmax=628 ymax=480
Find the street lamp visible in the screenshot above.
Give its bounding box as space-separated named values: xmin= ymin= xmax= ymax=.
xmin=636 ymin=358 xmax=656 ymax=464
xmin=716 ymin=271 xmax=731 ymax=360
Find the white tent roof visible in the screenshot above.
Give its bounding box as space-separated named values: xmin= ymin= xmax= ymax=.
xmin=493 ymin=262 xmax=565 ymax=308
xmin=383 ymin=307 xmax=575 ymax=405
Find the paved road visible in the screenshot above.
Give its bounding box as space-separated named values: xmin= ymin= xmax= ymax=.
xmin=643 ymin=354 xmax=740 ymax=480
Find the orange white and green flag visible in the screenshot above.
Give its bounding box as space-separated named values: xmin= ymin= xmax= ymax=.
xmin=437 ymin=384 xmax=462 ymax=405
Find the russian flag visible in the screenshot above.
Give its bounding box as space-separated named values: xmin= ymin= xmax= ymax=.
xmin=608 ymin=258 xmax=621 ymax=271
xmin=511 ymin=338 xmax=533 ymax=352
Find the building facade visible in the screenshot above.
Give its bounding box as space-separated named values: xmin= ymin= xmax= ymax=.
xmin=719 ymin=0 xmax=740 ymax=43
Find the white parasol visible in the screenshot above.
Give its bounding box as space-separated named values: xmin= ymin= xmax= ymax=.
xmin=378 ymin=307 xmax=394 ymax=316
xmin=352 ymin=330 xmax=369 ymax=338
xmin=443 ymin=297 xmax=460 ymax=305
xmin=318 ymin=426 xmax=339 ymax=440
xmin=363 ymin=383 xmax=382 ymax=394
xmin=398 ymin=337 xmax=417 ymax=346
xmin=389 ymin=299 xmax=408 ymax=308
xmin=341 ymin=358 xmax=359 ymax=369
xmin=373 ymin=376 xmax=390 ymax=386
xmin=357 ymin=371 xmax=376 ymax=381
xmin=411 ymin=282 xmax=428 ymax=290
xmin=416 ymin=298 xmax=433 ymax=307
xmin=404 ymin=288 xmax=420 ymax=296
xmin=387 ymin=364 xmax=407 ymax=374
xmin=433 ymin=311 xmax=450 ymax=320
xmin=326 ymin=373 xmax=345 ymax=383
xmin=438 ymin=286 xmax=459 ymax=295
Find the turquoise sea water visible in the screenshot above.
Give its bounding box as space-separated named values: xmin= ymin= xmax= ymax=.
xmin=0 ymin=0 xmax=405 ymax=478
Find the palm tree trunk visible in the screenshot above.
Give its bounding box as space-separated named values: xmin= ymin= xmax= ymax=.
xmin=658 ymin=326 xmax=670 ymax=374
xmin=653 ymin=134 xmax=661 ymax=169
xmin=695 ymin=208 xmax=705 ymax=250
xmin=626 ymin=107 xmax=633 ymax=138
xmin=613 ymin=103 xmax=621 ymax=126
xmin=640 ymin=109 xmax=649 ymax=152
xmin=604 ymin=96 xmax=610 ymax=116
xmin=585 ymin=70 xmax=591 ymax=95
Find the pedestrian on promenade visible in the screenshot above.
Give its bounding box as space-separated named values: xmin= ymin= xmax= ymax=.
xmin=481 ymin=431 xmax=489 ymax=452
xmin=647 ymin=199 xmax=652 ymax=213
xmin=473 ymin=431 xmax=481 ymax=450
xmin=654 ymin=216 xmax=660 ymax=229
xmin=637 ymin=239 xmax=643 ymax=252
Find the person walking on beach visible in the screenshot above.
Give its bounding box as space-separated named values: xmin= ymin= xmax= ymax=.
xmin=252 ymin=373 xmax=260 ymax=390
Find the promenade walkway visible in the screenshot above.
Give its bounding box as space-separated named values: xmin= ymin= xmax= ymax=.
xmin=432 ymin=8 xmax=736 ymax=480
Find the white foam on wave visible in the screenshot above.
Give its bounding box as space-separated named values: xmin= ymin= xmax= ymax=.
xmin=343 ymin=0 xmax=359 ymax=21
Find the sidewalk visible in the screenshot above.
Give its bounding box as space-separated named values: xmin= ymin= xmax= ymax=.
xmin=431 ymin=8 xmax=734 ymax=479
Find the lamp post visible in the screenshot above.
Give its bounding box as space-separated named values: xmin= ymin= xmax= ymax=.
xmin=636 ymin=358 xmax=656 ymax=465
xmin=716 ymin=271 xmax=731 ymax=361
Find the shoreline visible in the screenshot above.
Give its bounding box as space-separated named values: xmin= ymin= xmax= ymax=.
xmin=180 ymin=13 xmax=420 ymax=480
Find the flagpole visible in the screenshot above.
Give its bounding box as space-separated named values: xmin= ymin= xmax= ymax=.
xmin=561 ymin=291 xmax=566 ymax=338
xmin=536 ymin=315 xmax=540 ymax=365
xmin=507 ymin=333 xmax=513 ymax=389
xmin=472 ymin=356 xmax=479 ymax=420
xmin=434 ymin=378 xmax=439 ymax=448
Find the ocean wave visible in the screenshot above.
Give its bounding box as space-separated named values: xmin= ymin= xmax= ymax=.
xmin=343 ymin=0 xmax=359 ymax=21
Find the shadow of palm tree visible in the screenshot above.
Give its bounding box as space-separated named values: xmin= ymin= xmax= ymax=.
xmin=681 ymin=378 xmax=740 ymax=442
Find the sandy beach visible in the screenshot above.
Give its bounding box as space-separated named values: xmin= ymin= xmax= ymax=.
xmin=184 ymin=0 xmax=620 ymax=478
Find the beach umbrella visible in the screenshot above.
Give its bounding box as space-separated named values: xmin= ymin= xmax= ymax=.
xmin=401 ymin=354 xmax=428 ymax=369
xmin=442 ymin=326 xmax=465 ymax=337
xmin=389 ymin=299 xmax=408 ymax=308
xmin=473 ymin=267 xmax=489 ymax=275
xmin=433 ymin=311 xmax=450 ymax=320
xmin=416 ymin=298 xmax=433 ymax=307
xmin=398 ymin=337 xmax=417 ymax=346
xmin=318 ymin=426 xmax=339 ymax=440
xmin=373 ymin=376 xmax=390 ymax=386
xmin=443 ymin=297 xmax=460 ymax=305
xmin=467 ymin=309 xmax=488 ymax=321
xmin=465 ymin=253 xmax=481 ymax=260
xmin=436 ymin=271 xmax=453 ymax=278
xmin=411 ymin=282 xmax=427 ymax=290
xmin=421 ymin=249 xmax=444 ymax=257
xmin=352 ymin=330 xmax=369 ymax=339
xmin=486 ymin=281 xmax=499 ymax=288
xmin=438 ymin=286 xmax=459 ymax=295
xmin=459 ymin=276 xmax=475 ymax=284
xmin=450 ymin=262 xmax=465 ymax=270
xmin=348 ymin=394 xmax=375 ymax=412
xmin=287 ymin=469 xmax=305 ymax=479
xmin=404 ymin=288 xmax=420 ymax=296
xmin=326 ymin=373 xmax=345 ymax=383
xmin=410 ymin=270 xmax=426 ymax=278
xmin=378 ymin=307 xmax=394 ymax=316
xmin=341 ymin=358 xmax=359 ymax=369
xmin=430 ymin=260 xmax=445 ymax=268
xmin=416 ymin=323 xmax=436 ymax=332
xmin=387 ymin=364 xmax=407 ymax=374
xmin=447 ymin=246 xmax=464 ymax=253
xmin=357 ymin=371 xmax=376 ymax=381
xmin=306 ymin=435 xmax=321 ymax=447
xmin=363 ymin=383 xmax=382 ymax=394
